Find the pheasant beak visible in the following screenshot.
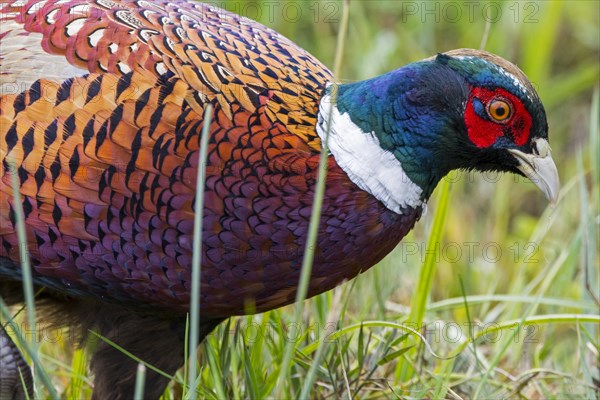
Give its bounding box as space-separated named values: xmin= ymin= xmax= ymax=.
xmin=508 ymin=138 xmax=559 ymax=204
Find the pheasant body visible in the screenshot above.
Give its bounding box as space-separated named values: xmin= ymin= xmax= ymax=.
xmin=0 ymin=0 xmax=424 ymax=315
xmin=0 ymin=0 xmax=558 ymax=398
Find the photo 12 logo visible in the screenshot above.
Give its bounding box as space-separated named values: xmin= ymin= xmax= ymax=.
xmin=206 ymin=1 xmax=341 ymax=23
xmin=397 ymin=241 xmax=540 ymax=264
xmin=400 ymin=2 xmax=540 ymax=24
xmin=225 ymin=320 xmax=540 ymax=347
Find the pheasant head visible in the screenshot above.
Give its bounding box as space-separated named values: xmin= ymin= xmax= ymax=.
xmin=319 ymin=49 xmax=559 ymax=212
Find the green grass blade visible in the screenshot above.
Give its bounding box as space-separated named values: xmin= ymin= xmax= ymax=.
xmin=6 ymin=156 xmax=59 ymax=400
xmin=469 ymin=314 xmax=600 ymax=344
xmin=275 ymin=1 xmax=350 ymax=394
xmin=203 ymin=338 xmax=226 ymax=400
xmin=300 ymin=320 xmax=440 ymax=357
xmin=242 ymin=343 xmax=259 ymax=399
xmin=133 ymin=363 xmax=146 ymax=400
xmin=7 ymin=158 xmax=38 ymax=390
xmin=590 ymin=86 xmax=599 ymax=189
xmin=0 ymin=297 xmax=58 ymax=399
xmin=187 ymin=104 xmax=214 ymax=400
xmin=182 ymin=314 xmax=190 ymax=397
xmin=408 ymin=178 xmax=452 ymax=324
xmin=299 ymin=289 xmax=344 ymax=397
xmin=376 ymin=345 xmax=415 ymax=365
xmin=399 ymin=176 xmax=452 ymax=380
xmin=88 ymin=330 xmax=176 ymax=381
xmin=67 ymin=348 xmax=87 ymax=398
xmin=426 ymin=294 xmax=596 ymax=312
xmin=521 ymin=1 xmax=564 ymax=84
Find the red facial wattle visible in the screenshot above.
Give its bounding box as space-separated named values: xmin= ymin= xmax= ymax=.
xmin=465 ymin=87 xmax=532 ymax=148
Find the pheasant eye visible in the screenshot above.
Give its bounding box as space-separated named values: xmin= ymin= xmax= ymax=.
xmin=487 ymin=98 xmax=512 ymax=122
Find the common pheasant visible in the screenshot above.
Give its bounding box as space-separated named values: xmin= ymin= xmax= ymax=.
xmin=0 ymin=0 xmax=559 ymax=398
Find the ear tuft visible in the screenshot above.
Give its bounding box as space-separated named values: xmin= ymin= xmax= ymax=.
xmin=435 ymin=53 xmax=452 ymax=64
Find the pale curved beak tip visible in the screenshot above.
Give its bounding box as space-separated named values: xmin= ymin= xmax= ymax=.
xmin=508 ymin=140 xmax=560 ymax=204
